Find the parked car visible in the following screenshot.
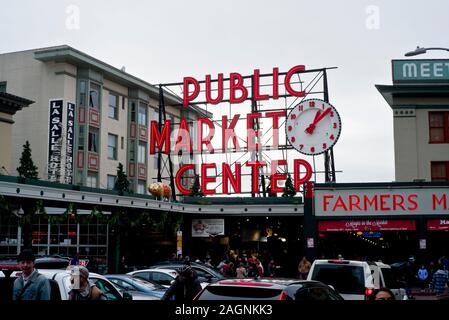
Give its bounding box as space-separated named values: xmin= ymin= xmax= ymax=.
xmin=307 ymin=259 xmax=407 ymax=300
xmin=105 ymin=274 xmax=166 ymax=299
xmin=127 ymin=268 xmax=209 ymax=289
xmin=372 ymin=261 xmax=408 ymax=300
xmin=307 ymin=259 xmax=377 ymax=300
xmin=194 ymin=278 xmax=343 ymax=300
xmin=127 ymin=268 xmax=178 ymax=288
xmin=149 ymin=261 xmax=225 ymax=284
xmin=0 ymin=268 xmax=133 ymax=301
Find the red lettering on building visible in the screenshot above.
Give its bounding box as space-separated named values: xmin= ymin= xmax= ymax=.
xmin=201 ymin=163 xmax=217 ymax=195
xmin=348 ymin=195 xmax=362 ymax=211
xmin=432 ymin=194 xmax=447 ymax=210
xmin=407 ymin=194 xmax=418 ymax=211
xmin=222 ymin=163 xmax=241 ymax=194
xmin=150 ymin=120 xmax=171 ymax=155
xmin=270 ymin=160 xmax=287 ymax=193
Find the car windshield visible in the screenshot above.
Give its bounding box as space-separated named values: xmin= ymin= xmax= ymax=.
xmin=310 ymin=265 xmax=365 ymax=294
xmin=197 ymin=285 xmax=283 ymax=300
xmin=129 ymin=277 xmax=165 ymax=290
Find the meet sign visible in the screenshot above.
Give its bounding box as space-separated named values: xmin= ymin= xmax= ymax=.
xmin=393 ymin=59 xmax=449 ymax=83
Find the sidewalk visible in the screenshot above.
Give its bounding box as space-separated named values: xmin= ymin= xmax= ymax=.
xmin=410 ymin=287 xmax=436 ymax=296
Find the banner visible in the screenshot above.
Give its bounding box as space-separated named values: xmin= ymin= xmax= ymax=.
xmin=65 ymin=102 xmax=75 ymax=184
xmin=427 ymin=219 xmax=449 ymax=231
xmin=315 ymin=187 xmax=449 ymax=216
xmin=48 ymin=99 xmax=63 ymax=182
xmin=192 ymin=219 xmax=225 ymax=237
xmin=318 ymin=219 xmax=416 ymax=232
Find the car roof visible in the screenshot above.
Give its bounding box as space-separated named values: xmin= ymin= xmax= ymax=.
xmin=210 ymin=278 xmax=312 ymax=289
xmin=128 ymin=268 xmax=178 ymax=275
xmin=312 ymin=259 xmax=370 ymax=267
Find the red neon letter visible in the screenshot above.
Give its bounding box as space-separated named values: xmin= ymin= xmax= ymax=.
xmin=252 ymin=69 xmax=269 ymax=101
xmin=222 ymin=163 xmax=241 ymax=194
xmin=265 ymin=111 xmax=286 ymax=149
xmin=270 ymin=160 xmax=287 ymax=193
xmin=247 ymin=112 xmax=262 ymax=151
xmin=175 ymin=164 xmax=195 ymax=195
xmin=150 ymin=120 xmax=171 ymax=155
xmin=229 ymin=72 xmax=248 ymax=104
xmin=183 ymin=77 xmax=200 ymax=107
xmin=174 ymin=118 xmax=192 ymax=155
xmin=205 ymin=74 xmax=224 ymax=104
xmin=197 ymin=118 xmax=215 ymax=153
xmin=201 ymin=163 xmax=217 ymax=195
xmin=246 ymin=161 xmax=267 ymax=194
xmin=272 ymin=67 xmax=279 ymax=99
xmin=222 ymin=115 xmax=240 ymax=152
xmin=293 ymin=159 xmax=312 ymax=191
xmin=285 ymin=65 xmax=306 ymax=97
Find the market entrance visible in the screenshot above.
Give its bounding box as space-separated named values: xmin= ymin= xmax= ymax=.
xmin=317 ymin=219 xmax=417 ymax=264
xmin=189 ymin=215 xmax=304 ymax=277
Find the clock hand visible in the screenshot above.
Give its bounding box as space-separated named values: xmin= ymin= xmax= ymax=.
xmin=305 ymin=107 xmax=332 ymax=134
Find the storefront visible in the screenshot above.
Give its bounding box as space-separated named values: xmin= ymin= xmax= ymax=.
xmin=305 ymin=182 xmax=449 ymax=264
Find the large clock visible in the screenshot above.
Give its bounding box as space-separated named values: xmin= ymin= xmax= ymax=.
xmin=286 ymin=98 xmax=342 ymax=155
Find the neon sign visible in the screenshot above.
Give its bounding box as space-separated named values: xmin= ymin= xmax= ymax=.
xmin=152 ymin=66 xmax=314 ymax=195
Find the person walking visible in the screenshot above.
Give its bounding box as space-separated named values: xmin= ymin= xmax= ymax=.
xmin=297 ymin=256 xmax=312 ymax=280
xmin=13 ymin=249 xmax=51 ymax=300
xmin=417 ymin=264 xmax=429 ymax=290
xmin=161 ymin=264 xmax=202 ymax=301
xmin=430 ymin=263 xmax=449 ymax=296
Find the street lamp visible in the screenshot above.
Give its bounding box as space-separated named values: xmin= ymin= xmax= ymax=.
xmin=405 ymin=46 xmax=449 ymax=57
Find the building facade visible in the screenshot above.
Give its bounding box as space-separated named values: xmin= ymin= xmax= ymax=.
xmin=0 ymin=45 xmax=209 ymax=194
xmin=376 ymin=59 xmax=449 ymax=182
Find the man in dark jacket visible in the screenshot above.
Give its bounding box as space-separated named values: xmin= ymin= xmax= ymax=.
xmin=161 ymin=264 xmax=202 ymax=301
xmin=13 ymin=249 xmax=51 ymax=300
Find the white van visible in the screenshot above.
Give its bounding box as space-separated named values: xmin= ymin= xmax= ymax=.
xmin=371 ymin=261 xmax=408 ymax=300
xmin=307 ymin=259 xmax=407 ymax=300
xmin=307 ymin=259 xmax=378 ymax=300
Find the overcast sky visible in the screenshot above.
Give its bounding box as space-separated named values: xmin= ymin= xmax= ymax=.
xmin=2 ymin=0 xmax=449 ymax=184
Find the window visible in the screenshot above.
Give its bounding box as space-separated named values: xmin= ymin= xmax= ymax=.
xmin=130 ymin=102 xmax=136 ymax=122
xmin=86 ymin=173 xmax=97 ymax=188
xmin=88 ymin=127 xmax=99 ymax=153
xmin=89 ymin=83 xmax=100 ymax=109
xmin=108 ymin=93 xmax=119 ymax=119
xmin=138 ymin=142 xmax=146 ymax=164
xmin=431 ymin=161 xmax=449 ymax=181
xmin=429 ymin=112 xmax=449 ymax=143
xmin=137 ymin=180 xmax=146 ymax=194
xmin=78 ymin=126 xmax=85 ymax=151
xmin=108 ymin=134 xmax=118 ymax=160
xmin=107 ymin=175 xmax=116 ymax=190
xmin=76 ymin=170 xmax=84 ymax=185
xmin=153 ymin=152 xmax=159 ymax=170
xmin=138 ymin=102 xmax=147 ymax=126
xmin=129 ymin=141 xmax=135 ymax=162
xmin=79 ymin=80 xmax=87 ymax=106
xmin=121 ymin=136 xmax=124 ymax=149
xmin=0 ymin=82 xmax=6 ymax=93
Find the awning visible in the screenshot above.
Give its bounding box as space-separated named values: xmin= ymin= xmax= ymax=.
xmin=427 ymin=219 xmax=449 ymax=231
xmin=318 ymin=219 xmax=416 ymax=232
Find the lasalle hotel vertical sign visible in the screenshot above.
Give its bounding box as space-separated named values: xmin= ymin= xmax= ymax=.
xmin=47 ymin=100 xmax=75 ymax=183
xmin=48 ymin=99 xmax=63 ymax=182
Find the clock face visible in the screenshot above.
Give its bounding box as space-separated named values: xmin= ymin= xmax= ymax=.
xmin=286 ymin=99 xmax=342 ymax=155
